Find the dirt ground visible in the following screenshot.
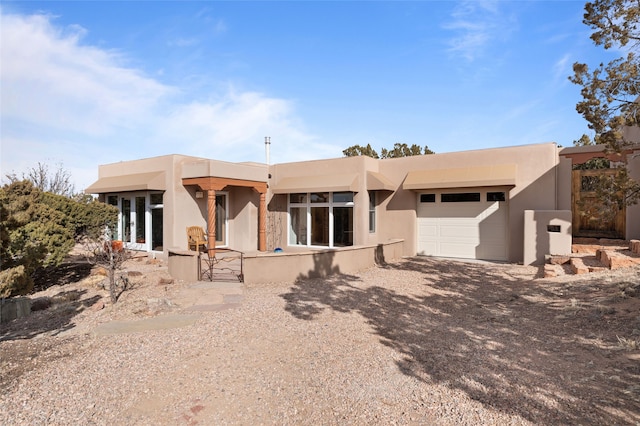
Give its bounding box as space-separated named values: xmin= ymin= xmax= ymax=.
xmin=1 ymin=253 xmax=639 ymax=424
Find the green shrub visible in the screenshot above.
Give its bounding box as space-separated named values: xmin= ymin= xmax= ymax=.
xmin=0 ymin=265 xmax=32 ymax=298
xmin=0 ymin=180 xmax=118 ymax=297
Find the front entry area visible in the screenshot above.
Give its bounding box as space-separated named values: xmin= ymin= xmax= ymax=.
xmin=417 ymin=188 xmax=509 ymax=261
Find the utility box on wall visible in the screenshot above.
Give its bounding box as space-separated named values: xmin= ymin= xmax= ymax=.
xmin=523 ymin=210 xmax=572 ymax=265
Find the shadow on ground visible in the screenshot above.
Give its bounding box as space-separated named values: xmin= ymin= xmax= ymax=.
xmin=32 ymin=259 xmax=93 ymax=292
xmin=281 ymin=257 xmax=640 ymax=424
xmin=1 ymin=288 xmax=101 ymax=341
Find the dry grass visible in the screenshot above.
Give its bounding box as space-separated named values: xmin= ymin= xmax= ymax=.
xmin=616 ymin=335 xmax=639 ymax=351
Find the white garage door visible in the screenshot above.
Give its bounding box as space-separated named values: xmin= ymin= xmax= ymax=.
xmin=417 ymin=189 xmax=508 ymax=261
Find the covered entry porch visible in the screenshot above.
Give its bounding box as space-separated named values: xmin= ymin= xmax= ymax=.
xmin=178 ymin=175 xmax=265 ymax=282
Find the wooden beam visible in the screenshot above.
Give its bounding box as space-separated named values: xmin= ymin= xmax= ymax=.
xmin=259 ymin=192 xmax=267 ymax=251
xmin=183 ymin=177 xmax=267 ymax=193
xmin=207 ymin=189 xmax=216 ymax=258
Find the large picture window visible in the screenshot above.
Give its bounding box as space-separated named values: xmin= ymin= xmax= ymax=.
xmin=288 ymin=192 xmax=354 ymax=248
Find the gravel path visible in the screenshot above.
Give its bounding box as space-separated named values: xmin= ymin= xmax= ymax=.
xmin=1 ymin=257 xmax=639 ymax=425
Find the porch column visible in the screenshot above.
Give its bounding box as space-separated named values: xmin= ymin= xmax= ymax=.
xmin=207 ymin=189 xmax=216 ymax=257
xmin=259 ymin=191 xmax=267 ymax=252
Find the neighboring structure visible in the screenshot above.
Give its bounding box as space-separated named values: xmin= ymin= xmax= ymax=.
xmin=86 ymin=141 xmax=640 ymax=279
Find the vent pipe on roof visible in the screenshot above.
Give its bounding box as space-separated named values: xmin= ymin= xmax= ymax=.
xmin=265 ymin=136 xmax=271 ymax=165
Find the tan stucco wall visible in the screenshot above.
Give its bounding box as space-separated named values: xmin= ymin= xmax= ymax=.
xmin=523 ymin=210 xmax=572 ymax=265
xmin=92 ymin=142 xmax=575 ymax=264
xmin=228 ymin=187 xmax=260 ymax=252
xmin=92 ymin=154 xmax=270 ymax=254
xmin=267 ymin=143 xmax=560 ymax=263
xmin=243 ymin=239 xmax=404 ymax=284
xmin=375 ymin=143 xmax=560 ymax=262
xmin=182 ymin=158 xmax=267 ymax=182
xmin=269 ymin=155 xmax=385 ymax=248
xmin=92 ymin=154 xmax=206 ymax=253
xmin=556 ymin=154 xmax=573 ymax=211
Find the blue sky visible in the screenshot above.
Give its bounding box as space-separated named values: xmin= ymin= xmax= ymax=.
xmin=0 ymin=1 xmax=617 ymax=191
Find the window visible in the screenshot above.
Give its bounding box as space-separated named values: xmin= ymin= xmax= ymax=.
xmin=441 ymin=193 xmax=481 ymax=202
xmin=150 ymin=192 xmax=163 ymax=251
xmin=368 ymin=191 xmax=376 ymax=233
xmin=215 ymin=194 xmax=227 ymax=245
xmin=106 ymin=192 xmax=165 ymax=252
xmin=288 ymin=192 xmax=354 ymax=248
xmin=487 ymin=192 xmax=506 ymax=202
xmin=420 ymin=194 xmax=436 ymax=203
xmin=135 ymin=196 xmax=146 ymax=243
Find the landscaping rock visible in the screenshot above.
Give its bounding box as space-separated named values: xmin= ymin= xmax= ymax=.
xmin=570 ymin=258 xmax=589 ymax=274
xmin=544 ymin=264 xmax=564 ymax=278
xmin=158 ymin=276 xmax=174 ymax=285
xmin=91 ymin=299 xmax=105 ymax=312
xmin=549 ymin=255 xmax=571 ymax=265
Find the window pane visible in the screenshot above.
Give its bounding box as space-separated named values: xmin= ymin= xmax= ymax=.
xmin=121 ymin=198 xmax=131 ymax=242
xmin=310 ymin=192 xmax=329 ymax=203
xmin=420 ymin=194 xmax=436 ymax=203
xmin=290 ymin=193 xmax=307 ymax=203
xmin=487 ymin=192 xmax=506 ymax=202
xmin=151 ymin=208 xmax=163 ymax=251
xmin=215 ymin=195 xmax=226 ymax=245
xmin=107 ymin=195 xmax=118 ymax=206
xmin=333 ymin=192 xmax=353 ymax=203
xmin=135 ymin=196 xmax=146 ymax=243
xmin=441 ymin=193 xmax=480 ymax=202
xmin=334 ymin=207 xmax=353 ymax=246
xmin=310 ymin=207 xmax=329 ymax=246
xmin=150 ymin=193 xmax=163 ymax=205
xmin=369 ymin=191 xmax=375 ymax=233
xmin=289 ymin=207 xmax=307 ymax=245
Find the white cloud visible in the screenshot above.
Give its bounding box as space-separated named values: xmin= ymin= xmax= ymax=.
xmin=0 ymin=10 xmax=319 ymax=190
xmin=1 ymin=12 xmax=172 ymax=135
xmin=553 ymin=53 xmax=572 ymax=83
xmin=443 ymin=1 xmax=515 ymax=62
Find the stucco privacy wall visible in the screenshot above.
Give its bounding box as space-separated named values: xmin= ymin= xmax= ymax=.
xmin=375 ymin=143 xmax=560 ymax=262
xmin=523 ymin=210 xmax=572 ymax=265
xmin=243 ymin=239 xmax=404 ymax=284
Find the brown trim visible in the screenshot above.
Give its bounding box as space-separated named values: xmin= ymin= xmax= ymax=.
xmin=182 ymin=176 xmax=267 ymax=193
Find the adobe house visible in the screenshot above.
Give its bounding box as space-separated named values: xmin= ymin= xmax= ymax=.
xmin=86 ymin=141 xmax=640 ymax=283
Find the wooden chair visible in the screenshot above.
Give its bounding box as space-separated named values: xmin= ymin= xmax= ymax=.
xmin=186 ymin=226 xmax=207 ymax=252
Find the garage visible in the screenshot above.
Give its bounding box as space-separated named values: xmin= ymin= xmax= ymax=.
xmin=416 ymin=188 xmax=509 ymax=261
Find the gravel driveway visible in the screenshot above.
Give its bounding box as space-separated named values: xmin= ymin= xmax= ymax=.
xmin=1 ymin=256 xmax=639 ymax=425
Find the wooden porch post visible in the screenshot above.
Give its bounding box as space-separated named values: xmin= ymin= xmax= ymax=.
xmin=259 ymin=191 xmax=267 ymax=252
xmin=207 ymin=189 xmax=216 ymax=258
